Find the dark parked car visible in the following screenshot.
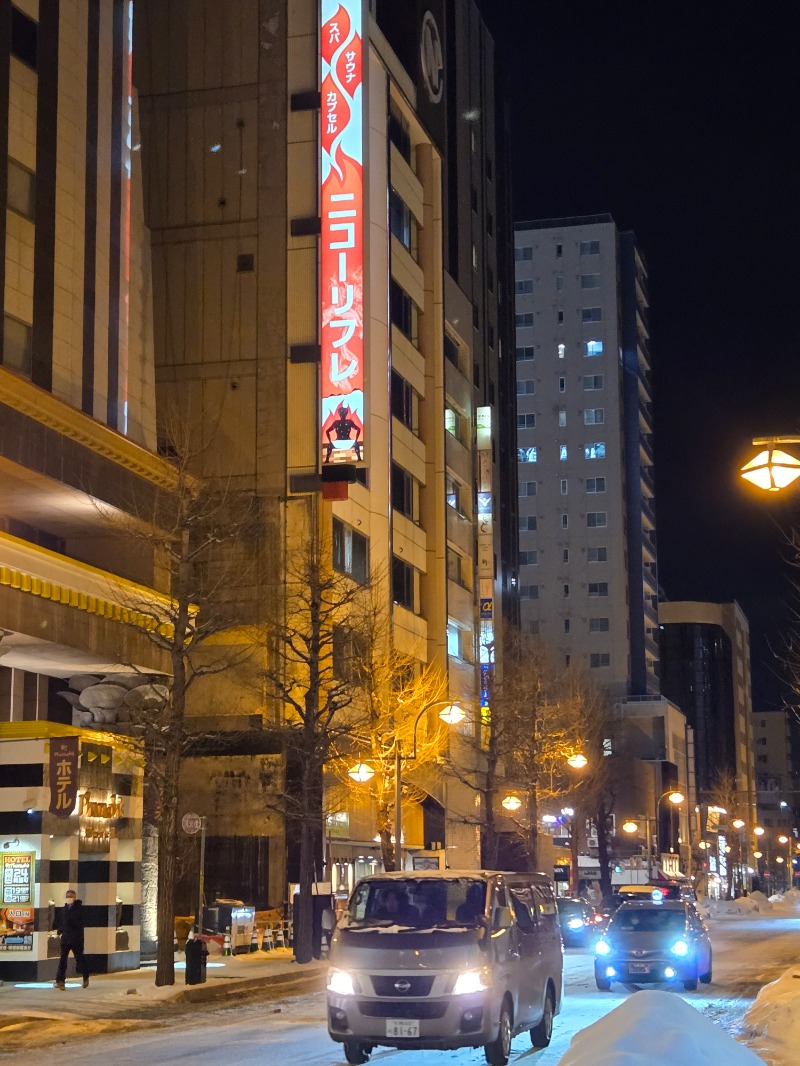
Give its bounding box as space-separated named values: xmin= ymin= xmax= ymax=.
xmin=556 ymin=897 xmax=600 ymax=947
xmin=594 ymin=900 xmax=712 ymax=991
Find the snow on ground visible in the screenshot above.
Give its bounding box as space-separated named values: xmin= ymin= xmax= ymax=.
xmin=557 ymin=989 xmax=766 ymax=1066
xmin=699 ymin=888 xmax=800 ymax=919
xmin=744 ymin=964 xmax=800 ymax=1066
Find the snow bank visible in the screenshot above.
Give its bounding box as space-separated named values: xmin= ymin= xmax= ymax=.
xmin=557 ymin=989 xmax=765 ymax=1066
xmin=766 ymin=888 xmax=800 ymax=916
xmin=744 ymin=964 xmax=800 ymax=1065
xmin=702 ymin=891 xmax=773 ymax=918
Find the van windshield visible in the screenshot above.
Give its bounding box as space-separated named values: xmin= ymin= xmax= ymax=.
xmin=347 ymin=878 xmax=487 ymax=929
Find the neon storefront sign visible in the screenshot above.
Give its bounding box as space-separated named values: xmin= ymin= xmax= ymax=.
xmin=320 ymin=1 xmax=365 ymax=466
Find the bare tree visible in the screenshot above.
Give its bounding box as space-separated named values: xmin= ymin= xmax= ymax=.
xmin=263 ymin=520 xmax=373 ymax=964
xmin=96 ymin=414 xmax=263 ymax=986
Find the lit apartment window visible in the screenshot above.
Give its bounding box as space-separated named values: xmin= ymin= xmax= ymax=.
xmin=519 ymin=516 xmax=538 ymax=531
xmin=447 ymin=622 xmax=461 ymax=658
xmin=516 ymin=379 xmax=535 ymax=395
xmin=559 ymin=445 xmax=568 ymax=460
xmin=514 ymin=246 xmax=533 ymax=261
xmin=516 ymin=313 xmax=534 ymax=327
xmin=517 ymin=413 xmax=536 ymax=429
xmin=585 ymin=442 xmax=606 ymax=459
xmin=589 ymin=618 xmax=610 ymax=632
xmin=516 ymin=346 xmax=534 ymax=361
xmin=584 ymin=375 xmax=604 ymax=390
xmin=580 ymin=240 xmax=600 ymax=255
xmin=519 ymin=481 xmax=537 ymax=497
xmin=446 ymin=474 xmax=463 ymax=513
xmin=558 ymin=410 xmax=567 ymax=427
xmin=585 ymin=340 xmax=604 ymax=357
xmin=581 ymin=308 xmax=602 ymax=323
xmin=580 ymin=274 xmax=601 ymax=288
xmin=7 ymin=160 xmax=35 ymax=220
xmin=392 ymin=556 xmax=415 ymax=610
xmin=518 ymin=447 xmax=538 ymax=463
xmin=585 ymin=408 xmax=605 ymax=425
xmin=2 ymin=315 xmax=32 ymax=378
xmin=333 ymin=517 xmax=369 ymax=585
xmin=588 ymin=582 xmax=609 ymax=597
xmin=558 ymin=343 xmax=566 ymax=359
xmin=587 ymin=512 xmax=607 ymax=528
xmin=590 ymin=653 xmax=611 ymax=668
xmin=586 ymin=477 xmax=606 ymax=493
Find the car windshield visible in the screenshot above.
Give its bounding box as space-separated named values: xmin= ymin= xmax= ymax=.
xmin=557 ymin=900 xmax=584 ymax=916
xmin=612 ymin=907 xmax=686 ymax=933
xmin=346 ymin=878 xmax=487 ymax=928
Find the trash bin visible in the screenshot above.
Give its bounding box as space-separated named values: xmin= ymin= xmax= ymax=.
xmin=185 ymin=936 xmax=208 ymax=985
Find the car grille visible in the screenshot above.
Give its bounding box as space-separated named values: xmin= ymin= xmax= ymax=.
xmin=371 ymin=975 xmax=434 ymax=997
xmin=357 ymin=999 xmax=448 ymax=1019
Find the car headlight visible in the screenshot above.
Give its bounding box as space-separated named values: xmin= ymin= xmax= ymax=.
xmin=671 ymin=939 xmax=690 ymax=957
xmin=567 ymin=917 xmax=584 ymax=930
xmin=327 ymin=969 xmax=356 ymax=995
xmin=595 ymin=939 xmax=611 ymax=956
xmin=453 ymin=970 xmax=489 ymax=995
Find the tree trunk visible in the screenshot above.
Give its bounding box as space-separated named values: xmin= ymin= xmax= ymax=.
xmin=596 ymin=800 xmax=612 ymax=899
xmin=481 ymin=726 xmax=499 ymax=869
xmin=379 ymin=824 xmax=395 ymax=872
xmin=154 ymin=731 xmax=181 ymax=985
xmin=294 ymin=813 xmax=315 ymax=964
xmin=526 ymin=788 xmax=539 ymax=871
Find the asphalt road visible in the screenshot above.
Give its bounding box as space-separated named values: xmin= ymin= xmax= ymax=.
xmin=5 ymin=916 xmax=797 ymax=1066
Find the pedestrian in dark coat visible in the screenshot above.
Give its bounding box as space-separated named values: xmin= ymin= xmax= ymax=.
xmin=53 ymin=889 xmax=90 ymax=988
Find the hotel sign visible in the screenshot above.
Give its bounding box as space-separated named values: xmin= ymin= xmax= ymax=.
xmin=49 ymin=736 xmax=79 ymax=818
xmin=320 ymin=1 xmax=365 ymax=468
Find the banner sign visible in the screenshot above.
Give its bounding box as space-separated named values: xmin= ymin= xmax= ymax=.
xmin=1 ymin=852 xmax=34 ymax=905
xmin=49 ymin=736 xmax=79 ymax=817
xmin=320 ymin=0 xmax=365 ymax=467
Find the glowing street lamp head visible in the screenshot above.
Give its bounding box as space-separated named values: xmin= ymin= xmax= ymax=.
xmin=740 ymin=447 xmax=800 ymax=492
xmin=348 ymin=763 xmax=374 ymax=784
xmin=502 ymin=794 xmax=522 ymax=812
xmin=439 ymin=702 xmax=465 ymax=725
xmin=732 ymin=818 xmax=745 ymax=830
xmin=753 ymin=850 xmax=763 ymax=859
xmin=567 ymin=752 xmax=588 ymax=769
xmin=667 ymin=791 xmax=684 ymax=805
xmin=622 ymin=820 xmax=639 ymax=834
xmin=778 ymin=835 xmax=790 ymax=845
xmin=754 ymin=826 xmax=765 ymax=836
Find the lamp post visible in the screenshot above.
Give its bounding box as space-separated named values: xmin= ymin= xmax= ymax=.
xmin=655 ymin=790 xmax=685 ymax=874
xmin=622 ymin=817 xmax=653 ymax=881
xmin=778 ymin=834 xmax=791 ymax=891
xmin=348 ymin=700 xmax=464 ymax=872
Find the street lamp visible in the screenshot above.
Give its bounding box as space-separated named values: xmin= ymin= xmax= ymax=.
xmin=567 ymin=752 xmax=588 ymax=769
xmin=655 ymin=790 xmax=684 ymax=870
xmin=623 ymin=817 xmax=653 ymax=880
xmin=348 ymin=700 xmax=464 ymax=871
xmin=740 ymin=438 xmax=800 ymax=492
xmin=779 ymin=834 xmax=791 ymax=890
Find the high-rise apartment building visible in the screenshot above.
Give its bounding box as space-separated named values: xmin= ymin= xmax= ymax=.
xmin=136 ymin=0 xmax=516 ymax=893
xmin=513 ymin=215 xmax=657 ymax=695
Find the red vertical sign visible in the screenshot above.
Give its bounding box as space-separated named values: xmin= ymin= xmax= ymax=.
xmin=320 ymin=1 xmax=365 ymax=466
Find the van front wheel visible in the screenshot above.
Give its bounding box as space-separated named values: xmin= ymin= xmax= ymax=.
xmin=484 ymin=1000 xmax=512 ymax=1066
xmin=530 ymin=987 xmax=555 ymax=1048
xmin=343 ymin=1042 xmax=370 ymax=1065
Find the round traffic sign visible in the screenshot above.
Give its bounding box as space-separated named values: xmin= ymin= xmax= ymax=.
xmin=182 ymin=812 xmax=202 ymax=834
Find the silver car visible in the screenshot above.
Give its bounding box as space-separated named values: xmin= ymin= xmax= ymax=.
xmin=594 ymin=899 xmax=712 ymax=991
xmin=326 ymin=870 xmax=563 ymax=1065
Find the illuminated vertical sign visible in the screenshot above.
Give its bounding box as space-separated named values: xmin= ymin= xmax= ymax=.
xmin=320 ymin=1 xmax=365 ymax=466
xmin=49 ymin=736 xmax=79 ymax=818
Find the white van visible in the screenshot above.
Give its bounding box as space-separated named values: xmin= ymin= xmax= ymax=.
xmin=325 ymin=870 xmax=564 ymax=1065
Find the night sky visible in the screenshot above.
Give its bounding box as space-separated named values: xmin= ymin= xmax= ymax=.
xmin=481 ymin=2 xmax=799 ymax=709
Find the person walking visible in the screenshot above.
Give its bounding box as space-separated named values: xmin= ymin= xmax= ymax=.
xmin=53 ymin=889 xmax=90 ymax=989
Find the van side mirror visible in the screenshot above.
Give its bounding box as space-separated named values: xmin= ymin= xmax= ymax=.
xmin=321 ymin=907 xmax=336 ymax=933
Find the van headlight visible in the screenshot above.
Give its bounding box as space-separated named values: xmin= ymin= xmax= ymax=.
xmin=327 ymin=969 xmax=356 ymax=995
xmin=453 ymin=970 xmax=489 ymax=995
xmin=671 ymin=939 xmax=690 ymax=957
xmin=595 ymin=939 xmax=611 ymax=956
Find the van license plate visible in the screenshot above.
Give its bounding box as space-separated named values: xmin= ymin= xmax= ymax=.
xmin=386 ymin=1020 xmax=420 ymax=1038
xmin=629 ymin=963 xmax=650 ymax=974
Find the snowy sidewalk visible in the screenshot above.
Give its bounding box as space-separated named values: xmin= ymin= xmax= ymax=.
xmin=0 ymin=949 xmax=326 ymax=1022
